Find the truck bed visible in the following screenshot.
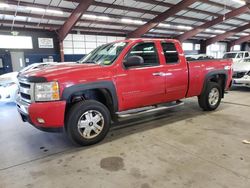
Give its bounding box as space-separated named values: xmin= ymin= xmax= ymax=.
xmin=186 ymin=59 xmax=233 ymax=98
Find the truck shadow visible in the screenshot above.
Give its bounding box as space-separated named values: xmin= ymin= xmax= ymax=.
xmin=230 ymin=86 xmax=250 ymax=92
xmin=101 ymin=101 xmax=224 ymax=144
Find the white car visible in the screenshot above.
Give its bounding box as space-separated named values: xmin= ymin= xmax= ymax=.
xmin=223 ymin=51 xmax=250 ymax=64
xmin=234 ymin=71 xmax=250 ymax=87
xmin=0 ymin=72 xmax=19 ymax=102
xmin=232 ymin=59 xmax=250 ymax=87
xmin=0 ymin=62 xmax=60 ymax=102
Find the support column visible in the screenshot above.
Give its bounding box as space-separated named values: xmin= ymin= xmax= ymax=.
xmin=227 ymin=42 xmax=232 ymax=52
xmin=200 ymin=40 xmax=207 ymax=54
xmin=59 ymin=41 xmax=64 ymax=62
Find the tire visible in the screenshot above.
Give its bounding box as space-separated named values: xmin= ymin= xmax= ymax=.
xmin=198 ymin=82 xmax=222 ymax=111
xmin=65 ymin=100 xmax=111 ymax=146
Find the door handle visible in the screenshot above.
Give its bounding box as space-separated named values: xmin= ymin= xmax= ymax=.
xmin=152 ymin=72 xmax=167 ymax=76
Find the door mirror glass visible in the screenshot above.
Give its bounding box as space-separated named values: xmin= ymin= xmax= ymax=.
xmin=123 ymin=55 xmax=144 ymax=68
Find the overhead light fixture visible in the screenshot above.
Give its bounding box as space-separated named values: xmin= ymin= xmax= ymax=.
xmin=82 ymin=14 xmax=110 ymax=20
xmin=133 ymin=20 xmax=144 ymax=24
xmin=121 ymin=18 xmax=133 ymax=23
xmin=25 ymin=7 xmax=63 ymax=15
xmin=214 ymin=30 xmax=225 ymax=33
xmin=121 ymin=18 xmax=145 ymax=25
xmin=46 ymin=9 xmax=63 ymax=15
xmin=232 ymin=0 xmax=246 ymax=5
xmin=26 ymin=7 xmax=45 ymax=12
xmin=206 ymin=29 xmax=225 ymax=33
xmin=83 ymin=14 xmax=97 ymax=19
xmin=158 ymin=23 xmax=171 ymax=28
xmin=238 ymin=32 xmax=249 ymax=36
xmin=98 ymin=16 xmax=110 ymax=20
xmin=0 ymin=3 xmax=10 ymax=8
xmin=228 ymin=36 xmax=239 ymax=39
xmin=158 ymin=23 xmax=192 ymax=30
xmin=177 ymin=25 xmax=193 ymax=30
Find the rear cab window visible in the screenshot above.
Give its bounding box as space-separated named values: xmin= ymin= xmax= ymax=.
xmin=161 ymin=42 xmax=179 ymax=64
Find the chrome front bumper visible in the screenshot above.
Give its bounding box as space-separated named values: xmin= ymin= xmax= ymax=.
xmin=16 ymin=96 xmax=30 ymax=115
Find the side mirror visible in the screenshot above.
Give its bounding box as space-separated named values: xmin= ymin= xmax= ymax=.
xmin=123 ymin=55 xmax=144 ymax=68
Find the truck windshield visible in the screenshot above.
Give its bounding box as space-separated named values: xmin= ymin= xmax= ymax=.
xmin=223 ymin=53 xmax=237 ymax=59
xmin=79 ymin=42 xmax=127 ymax=65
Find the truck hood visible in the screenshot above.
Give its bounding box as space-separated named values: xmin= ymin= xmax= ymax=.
xmin=233 ymin=61 xmax=250 ymax=72
xmin=19 ymin=63 xmax=107 ymax=81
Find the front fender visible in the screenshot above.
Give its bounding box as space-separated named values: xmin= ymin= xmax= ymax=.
xmin=62 ymin=81 xmax=118 ymax=112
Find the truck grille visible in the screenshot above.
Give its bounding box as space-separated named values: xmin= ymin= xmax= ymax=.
xmin=18 ymin=78 xmax=34 ymax=103
xmin=233 ymin=72 xmax=247 ymax=79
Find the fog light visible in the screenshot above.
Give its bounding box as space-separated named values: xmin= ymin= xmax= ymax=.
xmin=37 ymin=118 xmax=45 ymax=124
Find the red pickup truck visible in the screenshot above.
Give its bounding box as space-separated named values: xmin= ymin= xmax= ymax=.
xmin=16 ymin=38 xmax=233 ymax=146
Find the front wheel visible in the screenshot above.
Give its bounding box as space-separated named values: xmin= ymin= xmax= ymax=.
xmin=66 ymin=100 xmax=111 ymax=146
xmin=198 ymin=82 xmax=222 ymax=111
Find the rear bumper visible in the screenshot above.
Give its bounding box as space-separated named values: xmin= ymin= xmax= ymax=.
xmin=16 ymin=97 xmax=66 ymax=131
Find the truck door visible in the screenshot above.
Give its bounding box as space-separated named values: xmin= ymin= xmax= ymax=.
xmin=115 ymin=42 xmax=166 ymax=111
xmin=160 ymin=41 xmax=188 ymax=101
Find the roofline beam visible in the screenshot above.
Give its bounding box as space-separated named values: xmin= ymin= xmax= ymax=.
xmin=127 ymin=0 xmax=199 ymax=38
xmin=4 ymin=9 xmax=250 ymax=39
xmin=57 ymin=0 xmax=95 ymax=41
xmin=200 ymin=0 xmax=250 ymax=10
xmin=1 ymin=19 xmax=207 ymax=40
xmin=0 ymin=20 xmax=128 ymax=33
xmin=230 ymin=35 xmax=250 ymax=48
xmin=206 ymin=22 xmax=250 ymax=46
xmin=136 ymin=0 xmax=249 ymax=23
xmin=69 ymin=0 xmax=250 ymax=23
xmin=5 ymin=0 xmax=243 ymax=29
xmin=4 ymin=10 xmax=242 ymax=37
xmin=177 ymin=5 xmax=250 ymax=42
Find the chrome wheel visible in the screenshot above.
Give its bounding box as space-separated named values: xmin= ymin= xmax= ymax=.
xmin=77 ymin=110 xmax=104 ymax=139
xmin=208 ymin=88 xmax=219 ymax=106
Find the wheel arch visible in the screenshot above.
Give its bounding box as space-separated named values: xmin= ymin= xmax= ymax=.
xmin=62 ymin=81 xmax=118 ymax=116
xmin=202 ymin=70 xmax=228 ymax=98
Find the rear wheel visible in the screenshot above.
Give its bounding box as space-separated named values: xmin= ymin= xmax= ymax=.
xmin=198 ymin=82 xmax=222 ymax=111
xmin=66 ymin=100 xmax=111 ymax=146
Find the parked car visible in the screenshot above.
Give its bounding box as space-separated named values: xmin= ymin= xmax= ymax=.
xmin=232 ymin=59 xmax=250 ymax=86
xmin=0 ymin=72 xmax=19 ymax=102
xmin=223 ymin=51 xmax=250 ymax=64
xmin=0 ymin=62 xmax=59 ymax=102
xmin=233 ymin=71 xmax=250 ymax=87
xmin=16 ymin=38 xmax=233 ymax=146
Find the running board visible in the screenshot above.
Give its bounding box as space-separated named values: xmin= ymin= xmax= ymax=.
xmin=116 ymin=101 xmax=184 ymax=118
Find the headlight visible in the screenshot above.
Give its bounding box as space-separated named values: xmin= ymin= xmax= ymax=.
xmin=34 ymin=81 xmax=60 ymax=102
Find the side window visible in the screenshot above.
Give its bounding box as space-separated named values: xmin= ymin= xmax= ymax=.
xmin=237 ymin=53 xmax=243 ymax=58
xmin=161 ymin=42 xmax=179 ymax=64
xmin=125 ymin=42 xmax=159 ymax=67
